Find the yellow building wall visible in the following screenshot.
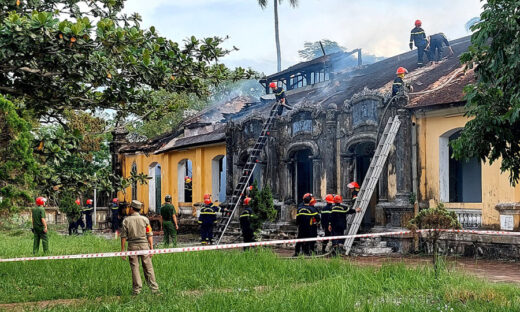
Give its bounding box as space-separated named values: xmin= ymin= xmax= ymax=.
xmin=416 ymin=113 xmax=520 ymax=227
xmin=119 ymin=144 xmax=227 ymax=214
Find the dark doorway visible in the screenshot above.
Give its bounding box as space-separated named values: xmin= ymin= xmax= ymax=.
xmin=352 ymin=142 xmax=376 ymax=228
xmin=291 ymin=149 xmax=313 ymax=203
xmin=449 ymin=132 xmax=482 ymax=202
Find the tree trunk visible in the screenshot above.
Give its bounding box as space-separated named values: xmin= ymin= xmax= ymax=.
xmin=274 ymin=0 xmax=282 ymax=72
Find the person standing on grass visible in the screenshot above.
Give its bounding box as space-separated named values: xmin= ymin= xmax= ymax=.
xmin=160 ymin=195 xmax=179 ymax=247
xmin=120 ymin=200 xmax=159 ymax=296
xmin=32 ymin=197 xmax=48 ymax=254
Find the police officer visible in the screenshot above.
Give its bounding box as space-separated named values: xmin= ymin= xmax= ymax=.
xmin=269 ymin=82 xmax=293 ymax=116
xmin=160 ymin=195 xmax=179 ymax=247
xmin=120 ymin=200 xmax=159 ymax=296
xmin=426 ymin=33 xmax=453 ymax=63
xmin=409 ymin=19 xmax=428 ymax=67
xmin=239 ymin=197 xmax=256 ymax=246
xmin=110 ymin=198 xmax=120 ymax=233
xmin=330 ymin=195 xmax=361 ymax=254
xmin=184 ymin=176 xmax=192 ymax=202
xmin=75 ymin=198 xmax=86 ymax=232
xmin=84 ymin=199 xmax=94 ymax=231
xmin=321 ymin=194 xmax=335 ymax=254
xmin=198 ymin=194 xmax=219 ymax=245
xmin=294 ymin=193 xmax=320 ymax=256
xmin=32 ymin=197 xmax=49 ymax=254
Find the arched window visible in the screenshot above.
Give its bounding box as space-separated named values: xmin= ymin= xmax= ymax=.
xmin=178 ymin=159 xmax=193 ymax=203
xmin=439 ymin=130 xmax=482 ymax=203
xmin=131 ymin=162 xmax=137 ymax=201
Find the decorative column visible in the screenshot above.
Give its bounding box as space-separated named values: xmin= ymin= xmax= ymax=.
xmin=324 ymin=106 xmax=338 ymax=194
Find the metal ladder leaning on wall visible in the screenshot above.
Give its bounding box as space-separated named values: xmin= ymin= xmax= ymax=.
xmin=343 ymin=115 xmax=401 ymax=255
xmin=215 ymin=101 xmax=282 ymax=245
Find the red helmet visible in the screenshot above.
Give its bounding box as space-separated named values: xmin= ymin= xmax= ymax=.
xmin=243 ymin=197 xmax=252 ymax=206
xmin=75 ymin=199 xmax=81 ymax=205
xmin=334 ymin=195 xmax=343 ymax=204
xmin=35 ymin=197 xmax=46 ymax=206
xmin=415 ymin=19 xmax=422 ymax=27
xmin=396 ymin=67 xmax=408 ymax=75
xmin=184 ymin=176 xmax=190 ymax=181
xmin=112 ymin=198 xmax=118 ymax=203
xmin=247 ymin=185 xmax=253 ymax=191
xmin=203 ymin=194 xmax=212 ymax=205
xmin=302 ymin=193 xmax=313 ymax=204
xmin=86 ymin=199 xmax=93 ymax=205
xmin=269 ymin=82 xmax=277 ymax=89
xmin=347 ymin=181 xmax=360 ymax=189
xmin=325 ymin=194 xmax=335 ymax=204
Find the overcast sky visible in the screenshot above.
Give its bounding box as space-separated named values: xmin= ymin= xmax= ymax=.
xmin=123 ymin=0 xmax=483 ymax=75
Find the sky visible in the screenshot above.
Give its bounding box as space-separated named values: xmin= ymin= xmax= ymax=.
xmin=123 ymin=0 xmax=483 ymax=75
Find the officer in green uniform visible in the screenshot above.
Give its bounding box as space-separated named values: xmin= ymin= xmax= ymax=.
xmin=32 ymin=197 xmax=49 ymax=254
xmin=160 ymin=195 xmax=179 ymax=247
xmin=120 ymin=200 xmax=159 ymax=295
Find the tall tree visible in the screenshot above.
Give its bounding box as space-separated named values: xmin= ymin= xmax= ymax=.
xmin=257 ymin=0 xmax=298 ymax=72
xmin=452 ymin=0 xmax=520 ymax=185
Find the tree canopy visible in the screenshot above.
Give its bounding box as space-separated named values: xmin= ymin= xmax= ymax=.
xmin=452 ymin=0 xmax=520 ymax=185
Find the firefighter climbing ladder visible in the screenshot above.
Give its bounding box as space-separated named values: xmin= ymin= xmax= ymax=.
xmin=343 ymin=115 xmax=401 ymax=255
xmin=215 ymin=101 xmax=282 ymax=245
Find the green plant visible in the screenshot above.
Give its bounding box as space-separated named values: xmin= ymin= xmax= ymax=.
xmin=408 ymin=203 xmax=461 ymax=277
xmin=248 ymin=180 xmax=277 ymax=232
xmin=58 ymin=194 xmax=81 ymax=221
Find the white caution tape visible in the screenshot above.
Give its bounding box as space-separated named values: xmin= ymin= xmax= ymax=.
xmin=1 ymin=229 xmax=519 ymax=263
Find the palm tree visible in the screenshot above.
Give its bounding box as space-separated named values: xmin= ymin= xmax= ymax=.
xmin=257 ymin=0 xmax=299 ymax=72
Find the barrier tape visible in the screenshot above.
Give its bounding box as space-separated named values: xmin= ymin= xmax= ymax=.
xmin=1 ymin=229 xmax=520 ymax=263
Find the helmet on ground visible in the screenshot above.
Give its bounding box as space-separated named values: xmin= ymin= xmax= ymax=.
xmin=75 ymin=199 xmax=81 ymax=205
xmin=415 ymin=19 xmax=422 ymax=27
xmin=112 ymin=198 xmax=118 ymax=203
xmin=334 ymin=195 xmax=343 ymax=204
xmin=269 ymin=82 xmax=277 ymax=89
xmin=35 ymin=197 xmax=46 ymax=206
xmin=396 ymin=67 xmax=408 ymax=75
xmin=86 ymin=199 xmax=93 ymax=205
xmin=347 ymin=181 xmax=360 ymax=189
xmin=303 ymin=193 xmax=313 ymax=204
xmin=204 ymin=194 xmax=212 ymax=205
xmin=165 ymin=195 xmax=172 ymax=202
xmin=243 ymin=197 xmax=252 ymax=206
xmin=130 ymin=200 xmax=143 ymax=211
xmin=325 ymin=194 xmax=335 ymax=204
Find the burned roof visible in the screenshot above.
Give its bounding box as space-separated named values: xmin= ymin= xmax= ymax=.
xmin=154 ymin=126 xmax=226 ymax=154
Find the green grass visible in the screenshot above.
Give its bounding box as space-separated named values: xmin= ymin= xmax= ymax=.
xmin=1 ymin=230 xmax=519 ymax=311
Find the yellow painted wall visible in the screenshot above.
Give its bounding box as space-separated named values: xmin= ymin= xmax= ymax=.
xmin=119 ymin=144 xmax=226 ymax=214
xmin=416 ymin=112 xmax=520 ymax=226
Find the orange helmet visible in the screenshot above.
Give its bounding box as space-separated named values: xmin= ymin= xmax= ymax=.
xmin=334 ymin=195 xmax=343 ymax=204
xmin=247 ymin=185 xmax=253 ymax=191
xmin=415 ymin=19 xmax=422 ymax=27
xmin=86 ymin=199 xmax=93 ymax=205
xmin=243 ymin=197 xmax=252 ymax=206
xmin=347 ymin=181 xmax=360 ymax=189
xmin=269 ymin=82 xmax=277 ymax=89
xmin=396 ymin=67 xmax=408 ymax=75
xmin=203 ymin=194 xmax=212 ymax=205
xmin=325 ymin=194 xmax=335 ymax=204
xmin=35 ymin=197 xmax=46 ymax=206
xmin=75 ymin=199 xmax=81 ymax=205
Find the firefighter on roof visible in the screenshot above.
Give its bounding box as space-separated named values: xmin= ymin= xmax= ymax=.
xmin=269 ymin=82 xmax=293 ymax=115
xmin=426 ymin=33 xmax=454 ymax=63
xmin=392 ymin=67 xmax=409 ymax=97
xmin=409 ymin=19 xmax=428 ymax=67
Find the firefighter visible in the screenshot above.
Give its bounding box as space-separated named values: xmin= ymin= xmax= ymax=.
xmin=409 ymin=19 xmax=428 ymax=67
xmin=426 ymin=33 xmax=454 ymax=63
xmin=294 ymin=193 xmax=320 ymax=256
xmin=160 ymin=195 xmax=179 ymax=247
xmin=330 ymin=195 xmax=361 ymax=254
xmin=198 ymin=194 xmax=218 ymax=244
xmin=111 ymin=198 xmax=120 ymax=233
xmin=184 ymin=176 xmax=192 ymax=202
xmin=32 ymin=197 xmax=48 ymax=254
xmin=320 ymin=194 xmax=335 ymax=254
xmin=239 ymin=197 xmax=256 ymax=247
xmin=83 ymin=199 xmax=94 ymax=231
xmin=269 ymin=82 xmax=293 ymax=116
xmin=392 ymin=67 xmax=409 ymax=97
xmin=75 ymin=198 xmax=85 ymax=232
xmin=347 ymin=181 xmax=360 ymax=200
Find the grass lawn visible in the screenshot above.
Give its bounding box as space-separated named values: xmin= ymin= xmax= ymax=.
xmin=1 ymin=229 xmax=519 ymax=311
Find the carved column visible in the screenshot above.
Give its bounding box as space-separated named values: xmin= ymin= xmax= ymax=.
xmin=324 ymin=108 xmax=338 ymax=194
xmin=395 ymin=108 xmax=413 ymax=201
xmin=312 ymin=158 xmax=322 ymax=197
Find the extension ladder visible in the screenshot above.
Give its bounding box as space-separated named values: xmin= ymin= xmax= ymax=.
xmin=343 ymin=115 xmax=401 ymax=255
xmin=215 ymin=101 xmax=282 ymax=245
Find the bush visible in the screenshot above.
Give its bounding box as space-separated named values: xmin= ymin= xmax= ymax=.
xmin=58 ymin=194 xmax=81 ymax=222
xmin=248 ymin=180 xmax=277 ymax=232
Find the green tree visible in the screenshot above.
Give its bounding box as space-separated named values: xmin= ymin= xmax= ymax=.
xmin=452 ymin=0 xmax=520 ymax=185
xmin=298 ymin=39 xmax=346 ymax=60
xmin=0 ymin=95 xmax=36 ymax=212
xmin=408 ymin=203 xmax=461 ymax=277
xmin=248 ymin=180 xmax=277 ymax=233
xmin=0 ymin=0 xmax=254 ymax=122
xmin=257 ymin=0 xmax=299 ymax=72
